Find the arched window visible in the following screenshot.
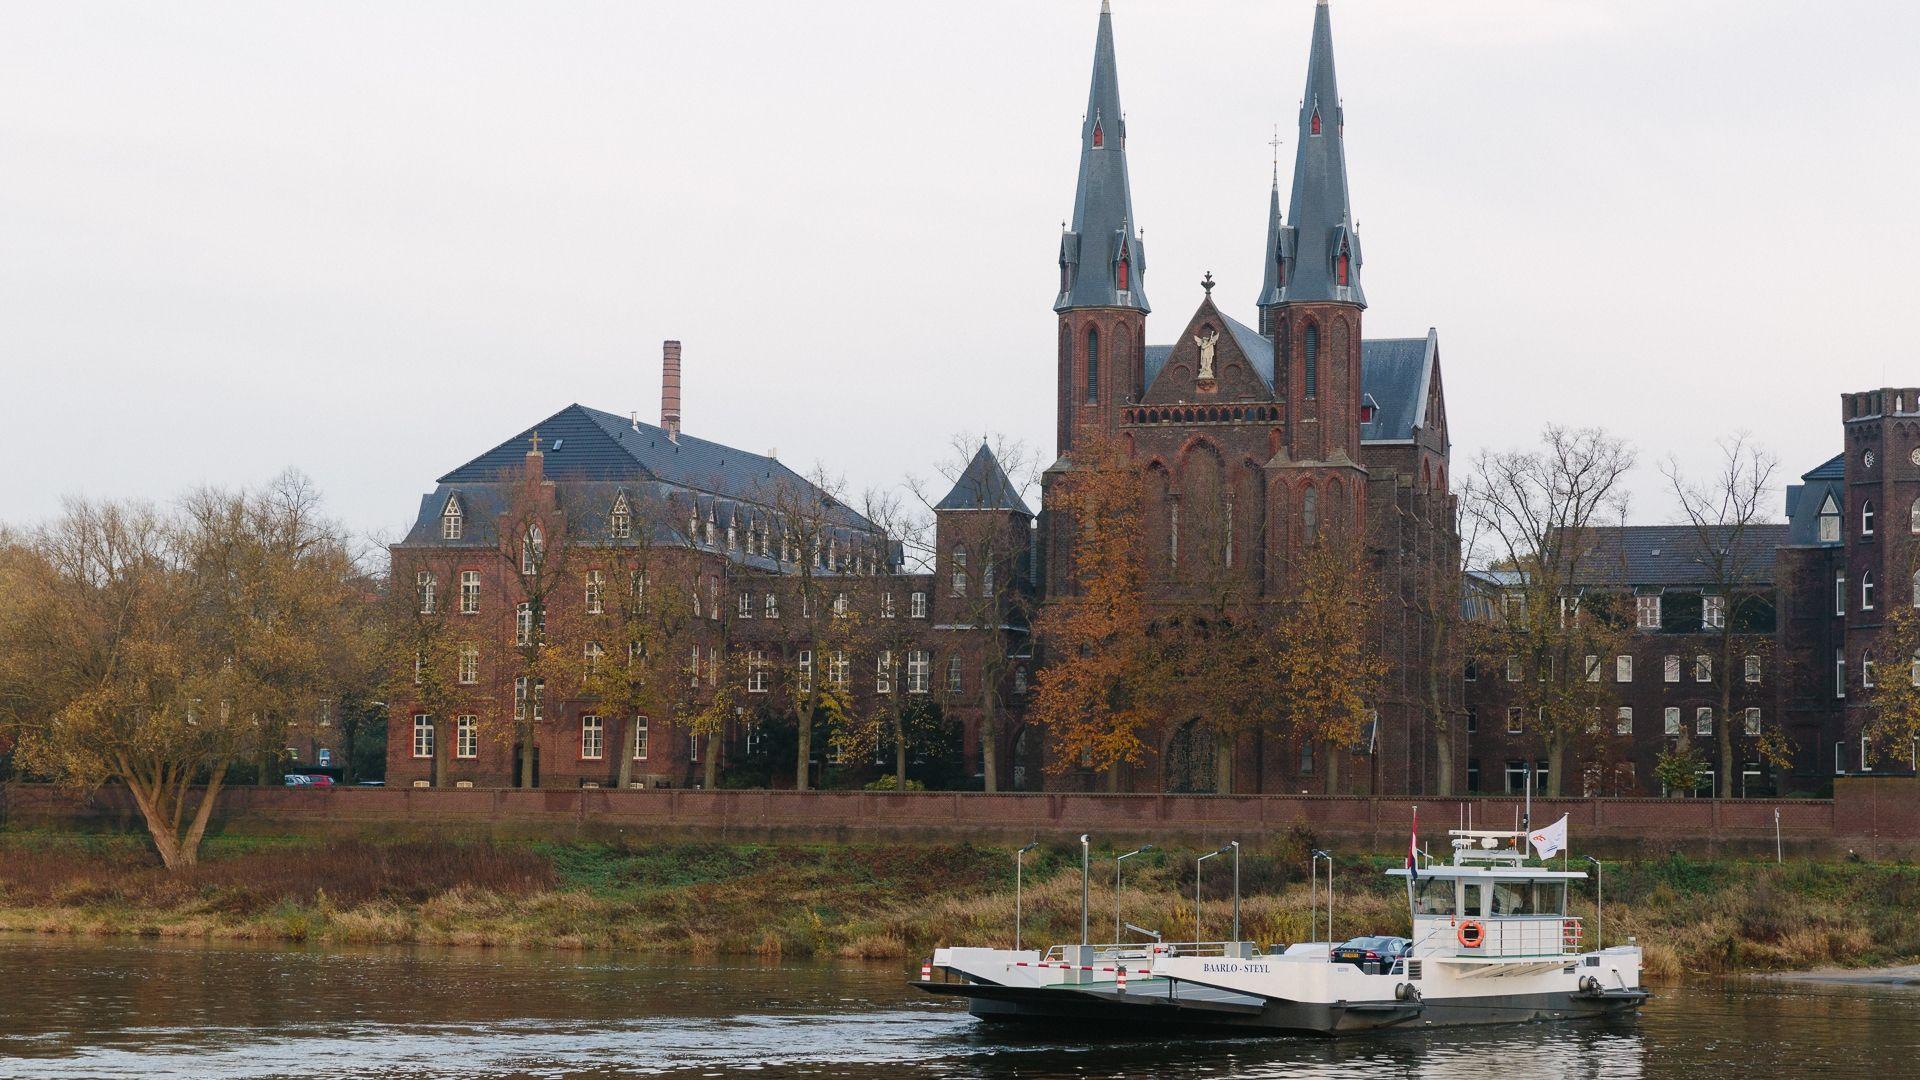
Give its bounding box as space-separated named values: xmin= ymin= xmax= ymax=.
xmin=1303 ymin=322 xmax=1319 ymax=399
xmin=1085 ymin=326 xmax=1100 ymax=404
xmin=1862 ymin=500 xmax=1876 ymax=536
xmin=1863 ymin=570 xmax=1876 ymax=611
xmin=1910 ymin=498 xmax=1920 ymax=534
xmin=521 ymin=524 xmax=544 ymax=575
xmin=1302 ymin=486 xmax=1319 ymax=544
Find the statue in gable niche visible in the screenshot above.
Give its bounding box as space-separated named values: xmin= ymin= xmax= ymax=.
xmin=1193 ymin=326 xmax=1220 ymax=381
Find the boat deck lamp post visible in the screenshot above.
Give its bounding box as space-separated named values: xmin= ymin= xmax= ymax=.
xmin=1195 ymin=846 xmax=1225 ymax=943
xmin=1229 ymin=840 xmax=1241 ymax=944
xmin=1015 ymin=841 xmax=1038 ymax=952
xmin=1079 ymin=834 xmax=1090 ymax=946
xmin=1115 ymin=845 xmax=1153 ymax=943
xmin=1585 ymin=855 xmax=1603 ymax=950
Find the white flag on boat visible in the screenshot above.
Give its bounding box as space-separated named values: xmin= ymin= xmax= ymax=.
xmin=1528 ymin=814 xmax=1569 ymax=860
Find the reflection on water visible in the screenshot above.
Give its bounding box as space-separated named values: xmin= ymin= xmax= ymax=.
xmin=0 ymin=935 xmax=1914 ymax=1078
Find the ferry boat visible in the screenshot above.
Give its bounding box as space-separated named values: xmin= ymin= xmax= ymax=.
xmin=915 ymin=829 xmax=1648 ymax=1035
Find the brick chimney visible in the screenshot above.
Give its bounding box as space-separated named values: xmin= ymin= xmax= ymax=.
xmin=661 ymin=340 xmax=682 ymax=443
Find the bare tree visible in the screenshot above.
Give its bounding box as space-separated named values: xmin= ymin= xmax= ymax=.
xmin=1663 ymin=434 xmax=1780 ymax=794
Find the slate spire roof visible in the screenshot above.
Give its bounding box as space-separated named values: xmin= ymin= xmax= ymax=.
xmin=1056 ymin=1 xmax=1149 ymax=314
xmin=1271 ymin=0 xmax=1365 ymax=309
xmin=1257 ymin=176 xmax=1284 ymax=310
xmin=936 ymin=443 xmax=1033 ymax=515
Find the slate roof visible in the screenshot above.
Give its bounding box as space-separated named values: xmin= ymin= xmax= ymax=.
xmin=936 ymin=444 xmax=1033 ymax=515
xmin=1055 ymin=2 xmax=1148 ymax=314
xmin=1359 ymin=333 xmax=1436 ymax=442
xmin=1785 ymin=453 xmax=1845 ymax=546
xmin=1801 ymin=453 xmax=1845 ymax=481
xmin=1560 ymin=525 xmax=1790 ymax=588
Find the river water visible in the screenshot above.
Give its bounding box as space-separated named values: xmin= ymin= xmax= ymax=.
xmin=0 ymin=936 xmax=1915 ymax=1078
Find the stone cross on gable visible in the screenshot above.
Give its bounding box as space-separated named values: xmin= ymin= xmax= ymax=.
xmin=529 ymin=431 xmax=542 ymax=454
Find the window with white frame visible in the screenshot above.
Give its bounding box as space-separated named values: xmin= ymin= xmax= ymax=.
xmin=1745 ymin=655 xmax=1761 ymax=683
xmin=1703 ymin=594 xmax=1725 ymax=629
xmin=951 ymin=549 xmax=968 ymax=596
xmin=417 ymin=572 xmax=437 ymax=614
xmin=521 ymin=525 xmax=543 ymax=575
xmin=1664 ymin=707 xmax=1681 ymax=736
xmin=582 ymin=714 xmax=603 ymax=759
xmin=1863 ymin=651 xmax=1876 ymax=688
xmin=708 ymin=578 xmax=718 ymax=620
xmin=832 ymin=592 xmax=848 ymax=618
xmin=441 ymin=497 xmax=464 ymax=540
xmin=796 ymin=650 xmax=812 ymax=692
xmin=1560 ymin=596 xmax=1581 ymax=628
xmin=727 ymin=520 xmax=737 ymax=551
xmin=460 ymin=571 xmax=480 ymax=614
xmin=705 ymin=646 xmax=718 ymax=686
xmin=1696 ymin=707 xmax=1712 ymax=736
xmin=609 ymin=495 xmax=631 ymax=540
xmin=745 ymin=724 xmax=764 ymax=757
xmin=515 ymin=603 xmax=533 ymax=646
xmin=1503 ymin=592 xmax=1527 ymax=622
xmin=907 ymin=650 xmax=931 ymax=694
xmin=633 ymin=717 xmax=649 ymax=760
xmin=412 ymin=714 xmax=434 ymax=759
xmin=1695 ymin=655 xmax=1711 ymax=683
xmin=947 ymin=655 xmax=963 ymax=694
xmin=1616 ymin=655 xmax=1633 ymax=683
xmin=1506 ymin=707 xmax=1523 ymax=734
xmin=910 ymin=591 xmax=928 ymax=618
xmin=875 ymin=651 xmax=893 ymax=694
xmin=585 ymin=570 xmax=604 ymax=614
xmin=1664 ymin=655 xmax=1680 ymax=683
xmin=1818 ymin=493 xmax=1840 ymax=542
xmin=1505 ymin=656 xmax=1522 ymax=682
xmin=1584 ymin=655 xmax=1601 ymax=682
xmin=829 ymin=650 xmax=849 ymax=688
xmin=825 ymin=738 xmax=845 ymax=766
xmin=703 ymin=513 xmax=715 ymax=547
xmin=1861 ymin=736 xmax=1872 ymax=772
xmin=1616 ymin=707 xmax=1633 ymax=736
xmin=1745 ymin=707 xmax=1761 ymax=736
xmin=1636 ymin=594 xmax=1661 ymax=630
xmin=882 ymin=592 xmax=895 ymax=618
xmin=738 ymin=593 xmax=752 ymax=619
xmin=456 ymin=715 xmax=477 ymax=759
xmin=1863 ymin=571 xmax=1876 ymax=611
xmin=1836 ymin=649 xmax=1847 ymax=698
xmin=1836 ymin=571 xmax=1846 ymax=616
xmin=1862 ymin=499 xmax=1876 ymax=535
xmin=413 ymin=652 xmax=424 ymax=685
xmin=765 ymin=592 xmax=779 ymax=618
xmin=690 ymin=731 xmax=701 ymax=762
xmin=584 ymin=640 xmax=604 ymax=673
xmin=748 ymin=650 xmax=768 ymax=693
xmin=458 ymin=646 xmax=478 ymax=685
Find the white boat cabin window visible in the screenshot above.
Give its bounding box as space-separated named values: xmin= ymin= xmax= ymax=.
xmin=1486 ymin=880 xmax=1569 ymax=917
xmin=1412 ymin=877 xmax=1453 ymax=915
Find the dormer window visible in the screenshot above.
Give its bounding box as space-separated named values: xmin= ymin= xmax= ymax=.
xmin=1311 ymin=107 xmax=1322 ymax=136
xmin=1092 ymin=119 xmax=1104 ymax=148
xmin=609 ymin=494 xmax=631 ymax=540
xmin=1116 ymin=254 xmax=1130 ymax=291
xmin=1060 ymin=262 xmax=1070 ymax=293
xmin=1818 ymin=494 xmax=1840 ymax=543
xmin=441 ymin=496 xmax=464 ymax=540
xmin=1335 ymin=243 xmax=1351 ymax=286
xmin=1275 ymin=251 xmax=1286 ymax=287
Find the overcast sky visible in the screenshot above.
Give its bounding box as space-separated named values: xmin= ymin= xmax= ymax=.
xmin=4 ymin=1 xmax=1917 ymax=548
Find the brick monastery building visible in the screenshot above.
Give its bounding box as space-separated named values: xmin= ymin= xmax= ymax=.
xmin=383 ymin=2 xmax=1891 ymax=797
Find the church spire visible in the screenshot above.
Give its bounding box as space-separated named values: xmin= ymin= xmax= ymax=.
xmin=1275 ymin=0 xmax=1364 ymax=308
xmin=1056 ymin=1 xmax=1147 ymax=314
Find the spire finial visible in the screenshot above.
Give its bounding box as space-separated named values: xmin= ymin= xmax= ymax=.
xmin=1269 ymin=123 xmax=1283 ymax=185
xmin=1201 ymin=271 xmax=1215 ymax=296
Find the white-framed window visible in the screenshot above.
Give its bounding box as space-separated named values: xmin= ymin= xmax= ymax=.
xmin=796 ymin=650 xmax=812 ymax=692
xmin=1695 ymin=655 xmax=1711 ymax=683
xmin=1636 ymin=594 xmax=1661 ymax=630
xmin=876 ymin=651 xmax=893 ymax=694
xmin=460 ymin=571 xmax=480 ymax=614
xmin=947 ymin=655 xmax=963 ymax=694
xmin=585 ymin=640 xmax=604 ymax=673
xmin=1836 ymin=649 xmax=1847 ymax=699
xmin=704 ymin=513 xmax=716 ymax=548
xmin=1863 ymin=652 xmax=1876 ymax=688
xmin=1696 ymin=707 xmax=1713 ymax=736
xmin=1818 ymin=494 xmax=1841 ymax=543
xmin=633 ymin=717 xmax=649 ymax=760
xmin=413 ymin=652 xmax=424 ymax=685
xmin=1664 ymin=707 xmax=1681 ymax=736
xmin=727 ymin=520 xmax=737 ymax=551
xmin=521 ymin=525 xmax=543 ymax=575
xmin=412 ymin=714 xmax=434 ymax=759
xmin=511 ymin=677 xmax=544 ymax=721
xmin=585 ymin=570 xmax=605 ymax=614
xmin=441 ymin=497 xmax=464 ymax=540
xmin=983 ymin=563 xmax=996 ymax=598
xmin=832 ymin=592 xmax=849 ymax=618
xmin=1861 ymin=736 xmax=1872 ymax=772
xmin=515 ymin=603 xmax=534 ymax=646
xmin=829 ymin=650 xmax=849 ymax=688
xmin=417 ymin=571 xmax=437 ymax=614
xmin=1745 ymin=708 xmax=1761 ymax=736
xmin=1560 ymin=596 xmax=1581 ymax=628
xmin=882 ymin=592 xmax=896 ymax=618
xmin=951 ymin=549 xmax=968 ymax=596
xmin=1738 ymin=655 xmax=1757 ymax=683
xmin=1584 ymin=655 xmax=1601 ymax=682
xmin=582 ymin=714 xmax=604 ymax=759
xmin=825 ymin=739 xmax=846 ymax=767
xmin=705 ymin=646 xmax=718 ymax=686
xmin=1664 ymin=654 xmax=1681 ymax=683
xmin=738 ymin=593 xmax=752 ymax=619
xmin=456 ymin=715 xmax=477 ymax=759
xmin=1503 ymin=592 xmax=1527 ymax=622
xmin=1616 ymin=655 xmax=1633 ymax=683
xmin=1505 ymin=656 xmax=1522 ymax=682
xmin=1836 ymin=571 xmax=1846 ymax=616
xmin=1863 ymin=571 xmax=1876 ymax=611
xmin=708 ymin=578 xmax=719 ymax=620
xmin=907 ymin=650 xmax=931 ymax=694
xmin=1702 ymin=594 xmax=1725 ymax=629
xmin=765 ymin=592 xmax=779 ymax=619
xmin=690 ymin=731 xmax=701 ymax=763
xmin=458 ymin=645 xmax=478 ymax=685
xmin=609 ymin=495 xmax=631 ymax=540
xmin=745 ymin=724 xmax=764 ymax=757
xmin=748 ymin=651 xmax=768 ymax=693
xmin=1616 ymin=707 xmax=1633 ymax=736
xmin=910 ymin=591 xmax=928 ymax=618
xmin=1862 ymin=500 xmax=1876 ymax=536
xmin=1506 ymin=707 xmax=1523 ymax=734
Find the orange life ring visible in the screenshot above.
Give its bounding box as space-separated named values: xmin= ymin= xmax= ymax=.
xmin=1457 ymin=920 xmax=1485 ymax=948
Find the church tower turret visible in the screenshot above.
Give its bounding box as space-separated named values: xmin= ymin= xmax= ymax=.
xmin=1055 ymin=0 xmax=1148 ymax=456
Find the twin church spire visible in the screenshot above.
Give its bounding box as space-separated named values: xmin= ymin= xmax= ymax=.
xmin=1060 ymin=1 xmax=1363 ymax=319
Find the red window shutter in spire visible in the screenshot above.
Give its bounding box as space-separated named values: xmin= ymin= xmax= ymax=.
xmin=1117 ymin=257 xmax=1129 ymax=290
xmin=1336 ymin=252 xmax=1350 ymax=286
xmin=1092 ymin=121 xmax=1104 ymax=148
xmin=1311 ymin=110 xmax=1321 ymax=136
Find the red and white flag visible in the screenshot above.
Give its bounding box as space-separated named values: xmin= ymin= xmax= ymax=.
xmin=1407 ymin=805 xmax=1419 ymax=881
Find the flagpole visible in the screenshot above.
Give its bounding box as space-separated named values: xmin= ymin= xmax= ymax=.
xmin=1405 ymin=805 xmax=1418 ymax=929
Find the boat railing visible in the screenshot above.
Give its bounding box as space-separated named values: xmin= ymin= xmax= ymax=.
xmin=1459 ymin=915 xmax=1583 ymax=958
xmin=1042 ymin=941 xmax=1240 ymax=964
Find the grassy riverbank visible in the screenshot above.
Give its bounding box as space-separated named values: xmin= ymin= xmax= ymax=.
xmin=0 ymin=830 xmax=1915 ymax=976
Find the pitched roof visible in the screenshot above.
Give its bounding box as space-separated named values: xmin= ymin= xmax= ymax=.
xmin=1359 ymin=333 xmax=1436 ymax=442
xmin=1802 ymin=453 xmax=1845 ymax=481
xmin=1142 ymin=311 xmax=1274 ymax=391
xmin=1055 ymin=2 xmax=1148 ymax=314
xmin=1560 ymin=525 xmax=1790 ymax=588
xmin=936 ymin=444 xmax=1033 ymax=515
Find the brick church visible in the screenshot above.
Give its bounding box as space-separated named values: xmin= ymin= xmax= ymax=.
xmin=382 ymin=1 xmax=1457 ymax=795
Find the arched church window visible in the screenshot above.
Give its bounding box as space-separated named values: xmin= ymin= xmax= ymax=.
xmin=1863 ymin=500 xmax=1876 ymax=536
xmin=1085 ymin=327 xmax=1100 ymax=404
xmin=1303 ymin=322 xmax=1319 ymax=399
xmin=1303 ymin=486 xmax=1319 ymax=544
